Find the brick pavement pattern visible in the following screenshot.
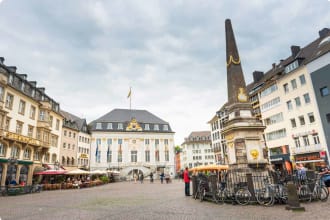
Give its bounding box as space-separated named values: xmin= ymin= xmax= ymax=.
xmin=1 ymin=180 xmax=330 ymax=220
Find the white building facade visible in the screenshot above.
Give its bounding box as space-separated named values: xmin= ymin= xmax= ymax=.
xmin=89 ymin=109 xmax=175 ymax=178
xmin=180 ymin=131 xmax=214 ymax=169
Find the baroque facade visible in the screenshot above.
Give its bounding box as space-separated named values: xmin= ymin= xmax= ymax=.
xmin=89 ymin=108 xmax=175 ymax=178
xmin=0 ymin=57 xmax=63 ymax=186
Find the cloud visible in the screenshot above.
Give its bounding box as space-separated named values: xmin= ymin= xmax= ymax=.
xmin=0 ymin=0 xmax=329 ymax=144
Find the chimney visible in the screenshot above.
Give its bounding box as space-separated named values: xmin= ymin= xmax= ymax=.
xmin=0 ymin=57 xmax=4 ymax=64
xmin=252 ymin=71 xmax=264 ymax=83
xmin=7 ymin=66 xmax=17 ymax=73
xmin=291 ymin=45 xmax=300 ymax=58
xmin=319 ymin=28 xmax=330 ymax=38
xmin=29 ymin=81 xmax=37 ymax=87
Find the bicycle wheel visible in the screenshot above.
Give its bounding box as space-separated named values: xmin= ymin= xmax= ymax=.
xmin=279 ymin=186 xmax=288 ymax=204
xmin=199 ymin=187 xmax=205 ymax=202
xmin=318 ymin=186 xmax=329 ymax=202
xmin=298 ymin=186 xmax=311 ymax=202
xmin=256 ymin=188 xmax=274 ymax=206
xmin=235 ymin=188 xmax=251 ymax=205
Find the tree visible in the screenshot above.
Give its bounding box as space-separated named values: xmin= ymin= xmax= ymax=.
xmin=174 ymin=145 xmax=181 ymax=154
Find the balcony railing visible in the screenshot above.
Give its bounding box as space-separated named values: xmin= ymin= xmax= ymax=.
xmin=292 ymin=144 xmax=324 ymax=154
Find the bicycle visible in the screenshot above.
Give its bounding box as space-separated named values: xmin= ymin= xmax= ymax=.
xmin=194 ymin=179 xmax=208 ymax=202
xmin=311 ymin=175 xmax=329 ymax=202
xmin=215 ymin=182 xmax=251 ymax=205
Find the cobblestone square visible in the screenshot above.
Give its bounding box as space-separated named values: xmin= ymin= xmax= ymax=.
xmin=1 ymin=180 xmax=330 ymax=220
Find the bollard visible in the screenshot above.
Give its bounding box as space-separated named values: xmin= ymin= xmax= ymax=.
xmin=285 ymin=183 xmax=305 ymax=211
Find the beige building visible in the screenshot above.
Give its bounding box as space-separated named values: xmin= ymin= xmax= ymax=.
xmin=0 ymin=57 xmax=63 ymax=186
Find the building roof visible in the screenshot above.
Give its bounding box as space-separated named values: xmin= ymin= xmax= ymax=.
xmin=60 ymin=110 xmax=87 ymax=132
xmin=89 ymin=108 xmax=173 ymax=133
xmin=182 ymin=131 xmax=211 ymax=145
xmin=247 ymin=28 xmax=330 ymax=94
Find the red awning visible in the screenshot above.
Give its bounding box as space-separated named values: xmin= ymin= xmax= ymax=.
xmin=34 ymin=170 xmax=67 ymax=175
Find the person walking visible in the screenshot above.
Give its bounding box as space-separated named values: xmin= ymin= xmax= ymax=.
xmin=140 ymin=173 xmax=144 ymax=184
xmin=149 ymin=172 xmax=154 ymax=183
xmin=319 ymin=164 xmax=330 ymax=191
xmin=183 ymin=167 xmax=191 ymax=196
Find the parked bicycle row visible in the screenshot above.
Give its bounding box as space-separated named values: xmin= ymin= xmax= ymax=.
xmin=192 ymin=169 xmax=329 ymax=206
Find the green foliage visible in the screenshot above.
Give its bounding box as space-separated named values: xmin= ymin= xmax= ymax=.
xmin=174 ymin=145 xmax=182 ymax=154
xmin=99 ymin=175 xmax=109 ymax=183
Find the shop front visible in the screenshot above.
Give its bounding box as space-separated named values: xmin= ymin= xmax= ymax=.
xmin=294 ymin=151 xmax=328 ymax=170
xmin=269 ymin=154 xmax=292 ymax=174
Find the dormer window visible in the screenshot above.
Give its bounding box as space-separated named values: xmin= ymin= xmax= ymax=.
xmin=145 ymin=124 xmax=150 ymax=130
xmin=107 ymin=123 xmax=113 ymax=129
xmin=9 ymin=74 xmax=13 ymax=84
xmin=163 ymin=125 xmax=169 ymax=131
xmin=118 ymin=123 xmax=123 ymax=129
xmin=285 ymin=60 xmax=299 ymax=74
xmin=154 ymin=124 xmax=159 ymax=131
xmin=21 ymin=82 xmax=25 ymax=91
xmin=96 ymin=123 xmax=102 ymax=129
xmin=31 ymin=89 xmax=35 ymax=97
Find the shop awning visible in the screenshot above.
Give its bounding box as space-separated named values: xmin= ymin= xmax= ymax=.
xmin=296 ymin=159 xmax=324 ymax=164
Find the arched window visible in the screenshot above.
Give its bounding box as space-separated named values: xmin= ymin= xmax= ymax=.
xmin=44 ymin=153 xmax=50 ymax=163
xmin=62 ymin=156 xmax=65 ymax=165
xmin=0 ymin=142 xmax=6 ymax=156
xmin=6 ymin=164 xmax=17 ymax=183
xmin=52 ymin=154 xmax=57 ymax=163
xmin=67 ymin=157 xmax=70 ymax=165
xmin=10 ymin=145 xmax=20 ymax=158
xmin=23 ymin=148 xmax=31 ymax=159
xmin=71 ymin=157 xmax=74 ymax=166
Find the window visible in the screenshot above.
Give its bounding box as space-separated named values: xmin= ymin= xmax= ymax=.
xmin=107 ymin=123 xmax=112 ymax=129
xmin=18 ymin=100 xmax=26 ymax=115
xmin=299 ymin=74 xmax=306 ymax=85
xmin=118 ymin=139 xmax=122 ymax=145
xmin=29 ymin=106 xmax=36 ymax=119
xmin=303 ymin=136 xmax=310 ymax=146
xmin=163 ymin=124 xmax=169 ymax=131
xmin=145 ymin=124 xmax=150 ymax=130
xmin=107 ymin=138 xmax=112 ymax=146
xmin=107 ymin=149 xmax=112 ymax=163
xmin=11 ymin=146 xmax=19 ymax=158
xmin=303 ymin=93 xmax=310 ymax=104
xmin=291 ymin=79 xmax=297 ymax=90
xmin=73 ymin=133 xmax=76 ymax=138
xmin=39 ymin=110 xmax=45 ymax=121
xmin=155 ymin=139 xmax=159 ymax=146
xmin=261 ymin=97 xmax=280 ymax=112
xmin=313 ymin=134 xmax=320 ymax=144
xmin=131 ymin=150 xmax=137 ymax=162
xmin=28 ymin=125 xmax=34 ymax=137
xmin=294 ymin=137 xmax=301 ymax=148
xmin=64 ymin=130 xmax=67 ymax=136
xmin=154 ymin=124 xmax=159 ymax=131
xmin=34 ymin=151 xmax=40 ymax=161
xmin=16 ymin=121 xmax=23 ymax=134
xmin=118 ymin=123 xmax=123 ymax=129
xmin=290 ymin=118 xmax=297 ymax=128
xmin=155 ymin=150 xmax=159 ymax=162
xmin=56 ymin=119 xmax=60 ymax=130
xmin=145 ymin=150 xmax=150 ymax=162
xmin=308 ymin=112 xmax=315 ymax=123
xmin=63 ymin=143 xmax=66 ymax=148
xmin=4 ymin=117 xmax=10 ymax=130
xmin=264 ymin=113 xmax=284 ymax=125
xmin=49 ymin=116 xmax=53 ymax=128
xmin=145 ymin=139 xmax=150 ymax=145
xmin=23 ymin=148 xmax=31 ymax=159
xmin=0 ymin=143 xmax=5 ymax=156
xmin=165 ymin=150 xmax=169 ymax=161
xmin=327 ymin=113 xmax=330 ymax=123
xmin=287 ymin=100 xmax=293 ymax=110
xmin=117 ymin=150 xmax=122 ymax=162
xmin=96 ymin=122 xmax=102 ymax=129
xmin=266 ymin=129 xmax=286 ymax=141
xmin=294 ymin=97 xmax=301 ymax=107
xmin=284 ymin=60 xmax=299 ymax=73
xmin=164 ymin=139 xmax=169 ymax=145
xmin=283 ymin=83 xmax=289 ymax=93
xmin=299 ymin=116 xmax=305 ymax=126
xmin=320 ymin=86 xmax=329 ymax=97
xmin=0 ymin=85 xmax=4 ymax=102
xmin=260 ymin=84 xmax=278 ymax=97
xmin=5 ymin=93 xmax=14 ymax=109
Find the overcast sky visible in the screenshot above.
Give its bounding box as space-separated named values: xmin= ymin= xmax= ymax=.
xmin=0 ymin=0 xmax=329 ymax=145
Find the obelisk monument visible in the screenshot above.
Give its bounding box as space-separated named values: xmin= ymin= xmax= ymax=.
xmin=222 ymin=19 xmax=267 ymax=170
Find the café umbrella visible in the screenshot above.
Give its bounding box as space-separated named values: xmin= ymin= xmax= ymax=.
xmin=34 ymin=170 xmax=67 ymax=175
